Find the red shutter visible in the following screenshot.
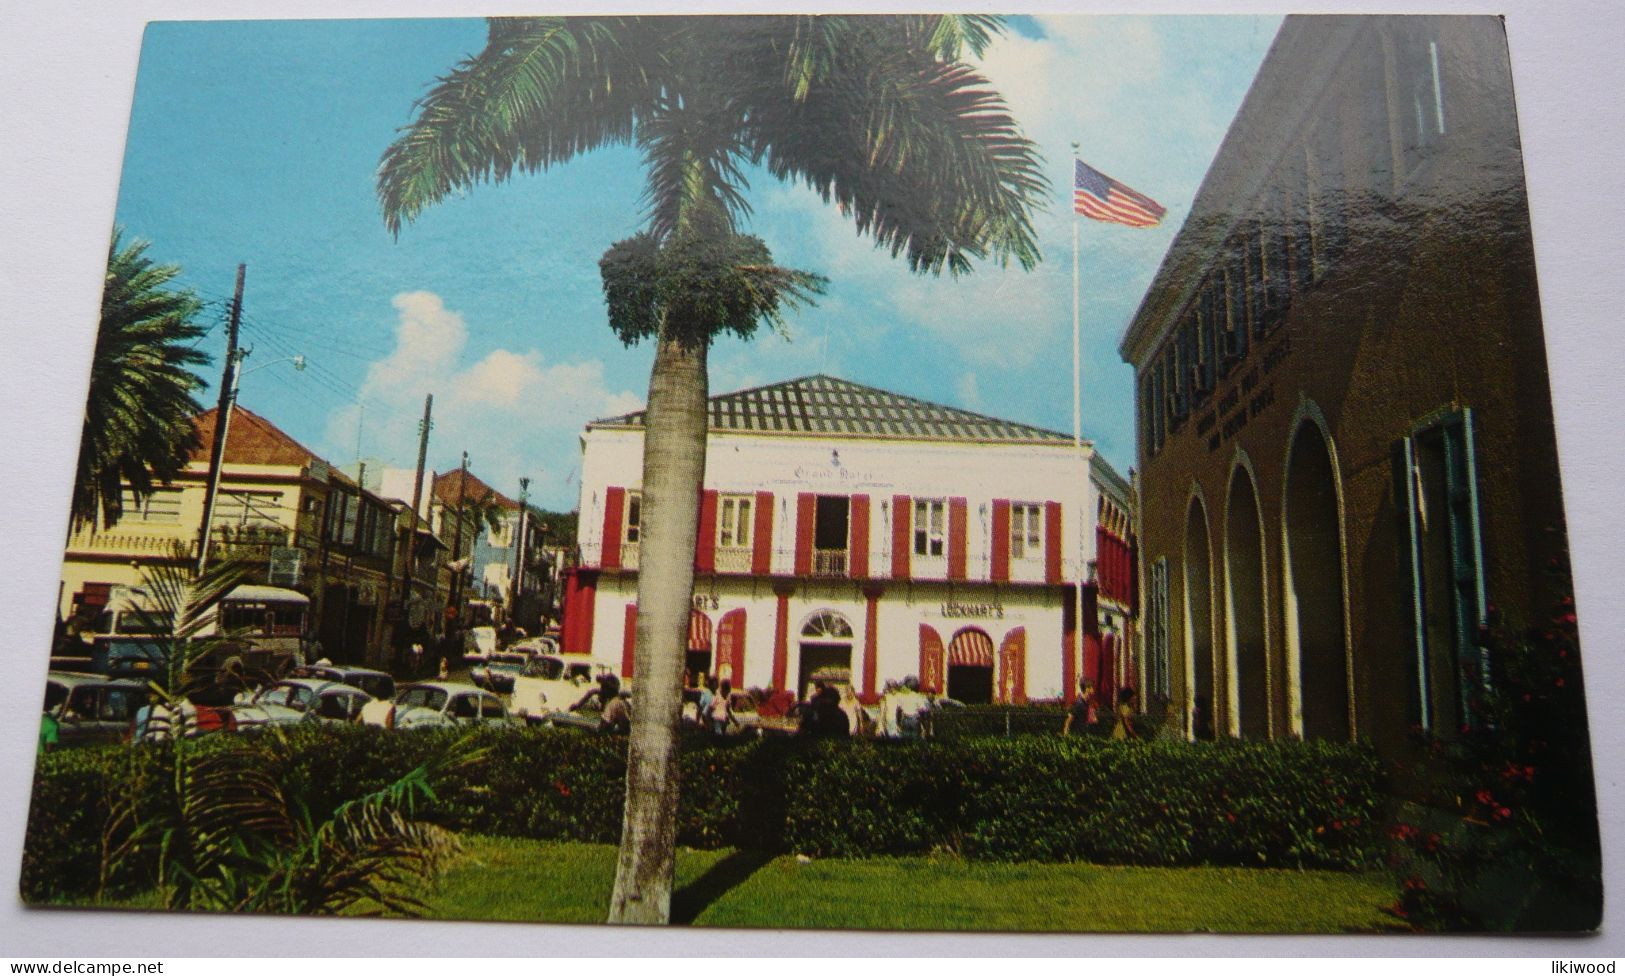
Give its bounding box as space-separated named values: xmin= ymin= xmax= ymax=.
xmin=947 ymin=497 xmax=968 ymax=580
xmin=717 ymin=608 xmax=747 ymax=684
xmin=752 ymin=491 xmax=774 ymax=575
xmin=1128 ymin=532 xmax=1140 ymax=615
xmin=621 ymin=602 xmax=637 ymax=678
xmin=601 ymin=487 xmax=625 ymax=569
xmin=999 ymin=627 xmax=1027 ymax=704
xmin=919 ymin=624 xmax=945 ymax=695
xmin=560 ymin=568 xmax=597 ymax=654
xmin=1062 ymin=587 xmax=1077 ymax=703
xmin=695 ymin=489 xmax=718 ymax=573
xmin=794 ymin=493 xmax=816 ymax=576
xmin=891 ymin=494 xmax=912 ymax=580
xmin=849 ymin=494 xmax=870 ymax=579
xmin=990 ymin=499 xmax=1011 ymax=582
xmin=1044 ymin=501 xmax=1063 ymax=584
xmin=862 ymin=588 xmax=881 ymax=702
xmin=772 ymin=589 xmax=791 ymax=691
xmin=1095 ymin=526 xmax=1108 ymax=594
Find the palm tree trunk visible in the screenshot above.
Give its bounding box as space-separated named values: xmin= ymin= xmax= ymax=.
xmin=607 ymin=332 xmax=708 ymax=925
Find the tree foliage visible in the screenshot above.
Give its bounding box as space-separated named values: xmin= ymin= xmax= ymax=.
xmin=75 ymin=230 xmax=210 ymax=531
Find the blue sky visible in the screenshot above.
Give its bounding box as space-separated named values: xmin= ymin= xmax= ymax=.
xmin=112 ymin=15 xmax=1281 ymax=511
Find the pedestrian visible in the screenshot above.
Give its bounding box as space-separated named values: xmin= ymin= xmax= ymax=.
xmin=598 ymin=674 xmax=631 ymax=734
xmin=838 ymin=684 xmax=867 ymax=737
xmin=709 ymin=679 xmax=738 ymax=736
xmin=891 ymin=676 xmax=928 ymax=739
xmin=803 ymin=685 xmax=849 ymax=738
xmin=1111 ymin=686 xmax=1140 ymax=741
xmin=696 ymin=674 xmax=715 ymax=727
xmin=1062 ymin=679 xmax=1100 ymax=736
xmin=410 ymin=641 xmax=425 ymax=677
xmin=39 ymin=710 xmax=59 ymax=753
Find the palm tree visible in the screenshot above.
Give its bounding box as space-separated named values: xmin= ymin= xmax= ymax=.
xmin=74 ymin=229 xmax=210 ymax=532
xmin=378 ymin=15 xmax=1046 ymax=924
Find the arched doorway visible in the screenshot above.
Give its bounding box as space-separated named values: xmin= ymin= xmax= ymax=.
xmin=946 ymin=627 xmax=995 ymax=703
xmin=798 ymin=610 xmax=854 ymax=699
xmin=1225 ymin=466 xmax=1269 ymax=739
xmin=686 ymin=610 xmax=714 ymax=684
xmin=1184 ymin=497 xmax=1216 ymax=740
xmin=1284 ymin=421 xmax=1351 ymax=740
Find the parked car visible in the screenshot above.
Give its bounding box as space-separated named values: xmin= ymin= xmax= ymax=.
xmin=462 ymin=626 xmax=499 ymax=664
xmin=43 ymin=671 xmax=148 ymax=746
xmin=374 ymin=681 xmax=513 ymax=729
xmin=509 ymin=655 xmax=614 ymax=724
xmin=469 ymin=651 xmax=532 ymax=694
xmin=230 ymin=678 xmax=373 ymax=730
xmin=290 ymin=664 xmax=394 ymax=701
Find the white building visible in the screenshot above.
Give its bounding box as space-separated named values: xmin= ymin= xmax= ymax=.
xmin=561 ymin=375 xmax=1135 ymax=705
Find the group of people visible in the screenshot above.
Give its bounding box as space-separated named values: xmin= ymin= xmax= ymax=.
xmin=1062 ymin=679 xmax=1140 ymax=739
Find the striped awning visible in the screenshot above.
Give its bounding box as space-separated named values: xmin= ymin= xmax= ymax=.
xmin=947 ymin=629 xmax=994 ymax=668
xmin=689 ymin=610 xmax=713 ymax=652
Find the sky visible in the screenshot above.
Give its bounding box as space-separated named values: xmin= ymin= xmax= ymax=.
xmin=111 ymin=15 xmax=1282 ymax=512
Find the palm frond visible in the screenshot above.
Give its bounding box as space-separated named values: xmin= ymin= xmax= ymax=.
xmin=379 ymin=17 xmax=665 ymax=235
xmin=76 ymin=229 xmax=209 ymax=531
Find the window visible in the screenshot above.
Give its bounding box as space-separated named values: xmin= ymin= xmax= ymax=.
xmin=1010 ymin=503 xmax=1042 ymax=560
xmin=1393 ymin=408 xmax=1486 ymax=733
xmin=718 ymin=494 xmax=753 ymax=549
xmin=913 ymin=499 xmax=946 ymax=558
xmin=1148 ymin=558 xmax=1172 ymax=700
xmin=119 ymin=489 xmax=182 ymax=524
xmin=214 ymin=490 xmax=282 ymax=531
xmin=624 ymin=492 xmax=642 ymax=545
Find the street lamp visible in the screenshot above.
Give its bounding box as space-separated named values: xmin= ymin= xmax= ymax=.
xmin=193 ymin=349 xmax=308 ymax=574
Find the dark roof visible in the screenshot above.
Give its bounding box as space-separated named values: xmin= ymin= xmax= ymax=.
xmin=432 ymin=468 xmax=518 ymax=511
xmin=590 ymin=375 xmax=1073 ymax=444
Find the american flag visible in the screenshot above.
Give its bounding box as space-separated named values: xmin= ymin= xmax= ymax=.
xmin=1073 ymin=159 xmax=1166 ymax=228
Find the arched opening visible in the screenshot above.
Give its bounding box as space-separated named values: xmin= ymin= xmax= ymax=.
xmin=1184 ymin=498 xmax=1216 ymax=740
xmin=797 ymin=610 xmax=853 ymax=700
xmin=1284 ymin=421 xmax=1351 ymax=740
xmin=686 ymin=610 xmax=714 ymax=685
xmin=1225 ymin=467 xmax=1269 ymax=739
xmin=946 ymin=627 xmax=995 ymax=703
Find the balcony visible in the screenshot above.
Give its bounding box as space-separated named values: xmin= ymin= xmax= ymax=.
xmin=812 ymin=548 xmax=848 ymax=578
xmin=67 ymin=527 xmax=193 ymax=558
xmin=713 ymin=547 xmax=753 ymax=574
xmin=619 ymin=542 xmax=640 ymax=570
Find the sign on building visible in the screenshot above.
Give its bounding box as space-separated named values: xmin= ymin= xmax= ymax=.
xmin=269 ymin=547 xmax=304 ymax=587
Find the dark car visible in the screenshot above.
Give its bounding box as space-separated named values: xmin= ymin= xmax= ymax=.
xmin=44 ymin=671 xmax=148 ymax=746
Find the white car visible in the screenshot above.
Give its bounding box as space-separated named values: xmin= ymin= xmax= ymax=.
xmin=375 ymin=681 xmax=513 ymax=729
xmin=231 ymin=678 xmax=373 ymax=730
xmin=509 ymin=656 xmax=616 ymax=724
xmin=462 ymin=626 xmax=499 ymax=664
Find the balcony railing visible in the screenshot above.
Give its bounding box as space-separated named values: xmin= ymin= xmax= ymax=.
xmin=812 ymin=549 xmax=848 ymax=577
xmin=713 ymin=547 xmax=753 ymax=573
xmin=67 ymin=528 xmax=193 ymax=556
xmin=619 ymin=542 xmax=641 ymax=570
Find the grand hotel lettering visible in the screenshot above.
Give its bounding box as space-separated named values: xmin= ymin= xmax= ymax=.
xmin=1195 ymin=333 xmax=1291 ymax=453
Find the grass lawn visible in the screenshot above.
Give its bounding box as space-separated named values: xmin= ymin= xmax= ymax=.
xmin=422 ymin=835 xmax=1406 ymax=933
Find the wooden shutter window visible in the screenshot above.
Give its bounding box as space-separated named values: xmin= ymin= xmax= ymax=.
xmin=794 ymin=493 xmax=816 ymax=576
xmin=621 ymin=603 xmax=637 ymax=678
xmin=849 ymin=494 xmax=871 ymax=579
xmin=695 ymin=489 xmax=718 ymax=572
xmin=947 ymin=497 xmax=969 ymax=580
xmin=1044 ymin=501 xmax=1063 ymax=584
xmin=601 ymin=487 xmax=625 ymax=570
xmin=751 ymin=490 xmax=774 ymax=575
xmin=891 ymin=494 xmax=911 ymax=580
xmin=990 ymin=500 xmax=1012 ymax=582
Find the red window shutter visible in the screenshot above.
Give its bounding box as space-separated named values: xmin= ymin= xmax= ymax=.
xmin=601 ymin=487 xmax=625 ymax=570
xmin=990 ymin=499 xmax=1011 ymax=582
xmin=1128 ymin=533 xmax=1140 ymax=615
xmin=999 ymin=627 xmax=1027 ymax=704
xmin=849 ymin=494 xmax=870 ymax=579
xmin=717 ymin=608 xmax=747 ymax=684
xmin=752 ymin=491 xmax=774 ymax=575
xmin=1095 ymin=525 xmax=1107 ymax=594
xmin=695 ymin=489 xmax=718 ymax=572
xmin=1044 ymin=501 xmax=1063 ymax=584
xmin=919 ymin=624 xmax=945 ymax=695
xmin=794 ymin=493 xmax=816 ymax=576
xmin=621 ymin=603 xmax=637 ymax=678
xmin=561 ymin=569 xmax=597 ymax=654
xmin=948 ymin=497 xmax=968 ymax=580
xmin=891 ymin=494 xmax=911 ymax=580
xmin=1062 ymin=587 xmax=1077 ymax=703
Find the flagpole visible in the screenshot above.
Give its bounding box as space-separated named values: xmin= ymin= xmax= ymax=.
xmin=1071 ymin=150 xmax=1088 ymax=707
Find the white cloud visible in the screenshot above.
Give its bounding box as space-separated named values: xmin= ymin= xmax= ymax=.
xmin=324 ymin=291 xmax=641 ymax=510
xmin=956 ymin=371 xmax=982 ymax=410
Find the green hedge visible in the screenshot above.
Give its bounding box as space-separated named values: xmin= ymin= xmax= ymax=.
xmin=22 ymin=726 xmax=1382 ymax=903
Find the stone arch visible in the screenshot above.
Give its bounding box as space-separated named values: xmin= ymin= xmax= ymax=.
xmin=1224 ymin=457 xmax=1270 ymax=739
xmin=1282 ymin=414 xmax=1352 ymax=740
xmin=1184 ymin=490 xmax=1217 ymax=740
xmin=945 ymin=626 xmax=996 ymax=704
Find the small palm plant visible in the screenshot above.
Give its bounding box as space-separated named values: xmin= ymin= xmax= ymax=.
xmin=100 ymin=546 xmax=475 ymax=915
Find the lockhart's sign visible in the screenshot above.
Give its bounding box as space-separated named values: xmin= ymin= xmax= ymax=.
xmin=941 ymin=600 xmax=1005 ymax=620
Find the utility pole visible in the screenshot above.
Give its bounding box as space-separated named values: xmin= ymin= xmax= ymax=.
xmin=448 ymin=451 xmax=469 ymax=618
xmin=396 ymin=394 xmax=434 ymax=628
xmin=194 ymin=264 xmax=247 ymax=576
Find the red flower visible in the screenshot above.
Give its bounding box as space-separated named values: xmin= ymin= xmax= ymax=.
xmin=1332 ymin=820 xmax=1344 ymax=831
xmin=1495 ymin=806 xmax=1512 ymax=821
xmin=1426 ymin=833 xmax=1441 ymax=852
xmin=1475 ymin=789 xmax=1494 ymax=806
xmin=1226 ymin=811 xmax=1238 ymax=824
xmin=1556 ymin=678 xmax=1566 ymax=688
xmin=553 ymin=779 xmax=571 ymax=797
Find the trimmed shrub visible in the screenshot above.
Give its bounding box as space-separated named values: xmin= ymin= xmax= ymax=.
xmin=22 ymin=725 xmax=1383 ymax=902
